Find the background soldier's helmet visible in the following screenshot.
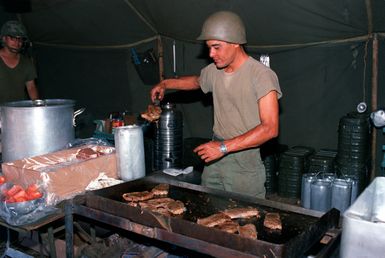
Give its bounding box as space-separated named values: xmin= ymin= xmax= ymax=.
xmin=197 ymin=11 xmax=247 ymax=44
xmin=1 ymin=20 xmax=29 ymax=44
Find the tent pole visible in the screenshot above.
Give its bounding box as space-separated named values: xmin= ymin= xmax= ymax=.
xmin=157 ymin=36 xmax=165 ymax=81
xmin=370 ymin=33 xmax=378 ymax=181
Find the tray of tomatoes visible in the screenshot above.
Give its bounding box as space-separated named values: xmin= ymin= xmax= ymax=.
xmin=1 ymin=179 xmax=45 ymax=215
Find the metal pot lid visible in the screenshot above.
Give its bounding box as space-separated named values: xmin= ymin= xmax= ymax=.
xmin=1 ymin=99 xmax=75 ymax=108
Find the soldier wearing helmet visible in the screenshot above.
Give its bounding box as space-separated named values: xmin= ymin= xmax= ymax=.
xmin=0 ymin=20 xmax=39 ymax=104
xmin=150 ymin=11 xmax=282 ymax=198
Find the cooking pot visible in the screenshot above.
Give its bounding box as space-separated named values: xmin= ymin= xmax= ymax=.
xmin=0 ymin=99 xmax=84 ymax=162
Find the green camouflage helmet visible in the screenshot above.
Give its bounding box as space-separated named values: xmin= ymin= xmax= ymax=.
xmin=197 ymin=11 xmax=246 ymax=44
xmin=1 ymin=20 xmax=28 ymax=40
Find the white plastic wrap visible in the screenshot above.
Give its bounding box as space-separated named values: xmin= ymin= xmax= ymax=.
xmin=2 ymin=144 xmax=117 ymax=206
xmin=114 ymin=125 xmax=145 ymax=181
xmin=0 ymin=182 xmax=58 ymax=226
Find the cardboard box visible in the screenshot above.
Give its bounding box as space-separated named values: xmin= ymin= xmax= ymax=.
xmin=1 ymin=145 xmax=117 ymax=204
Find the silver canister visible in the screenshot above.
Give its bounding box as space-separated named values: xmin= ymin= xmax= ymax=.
xmin=114 ymin=125 xmax=145 ymax=181
xmin=331 ymin=178 xmax=352 ymax=213
xmin=320 ymin=172 xmax=336 ymax=182
xmin=344 ymin=176 xmax=359 ymax=205
xmin=301 ymin=173 xmax=317 ymax=209
xmin=311 ymin=178 xmax=332 ymax=212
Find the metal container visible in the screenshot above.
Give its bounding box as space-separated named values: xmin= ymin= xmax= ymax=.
xmin=301 ymin=173 xmax=317 ymax=209
xmin=310 ymin=178 xmax=332 ymax=212
xmin=114 ymin=125 xmax=145 ymax=181
xmin=0 ymin=99 xmax=80 ymax=162
xmin=331 ymin=178 xmax=352 ymax=213
xmin=154 ymin=103 xmax=183 ymax=170
xmin=343 ymin=175 xmax=359 ymax=204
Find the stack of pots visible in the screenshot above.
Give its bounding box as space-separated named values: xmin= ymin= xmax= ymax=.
xmin=278 ymin=147 xmax=314 ymax=198
xmin=336 ymin=112 xmax=370 ymax=193
xmin=264 ymin=155 xmax=278 ymax=194
xmin=153 ymin=103 xmax=183 ymax=170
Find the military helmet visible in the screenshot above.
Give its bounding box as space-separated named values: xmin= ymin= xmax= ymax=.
xmin=1 ymin=20 xmax=28 ymax=40
xmin=197 ymin=11 xmax=246 ymax=44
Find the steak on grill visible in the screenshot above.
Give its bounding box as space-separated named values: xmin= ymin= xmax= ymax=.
xmin=222 ymin=207 xmax=260 ymax=219
xmin=263 ymin=212 xmax=282 ymax=230
xmin=139 ymin=197 xmax=174 ymax=209
xmin=214 ymin=220 xmax=240 ymax=234
xmin=238 ymin=223 xmax=258 ymax=239
xmin=166 ymin=200 xmax=186 ymax=215
xmin=197 ymin=213 xmax=232 ymax=228
xmin=122 ymin=191 xmax=154 ymax=202
xmin=151 ymin=184 xmax=169 ymax=196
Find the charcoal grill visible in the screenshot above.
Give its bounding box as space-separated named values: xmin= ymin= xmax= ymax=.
xmin=65 ymin=174 xmax=339 ymax=257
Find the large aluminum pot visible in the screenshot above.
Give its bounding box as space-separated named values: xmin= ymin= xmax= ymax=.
xmin=0 ymin=99 xmax=82 ymax=162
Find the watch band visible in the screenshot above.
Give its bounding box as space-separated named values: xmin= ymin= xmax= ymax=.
xmin=219 ymin=141 xmax=228 ymax=154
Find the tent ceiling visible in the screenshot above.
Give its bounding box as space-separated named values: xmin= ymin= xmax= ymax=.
xmin=5 ymin=0 xmax=383 ymax=49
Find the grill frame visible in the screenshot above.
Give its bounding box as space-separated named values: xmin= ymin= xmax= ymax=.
xmin=65 ymin=174 xmax=339 ymax=258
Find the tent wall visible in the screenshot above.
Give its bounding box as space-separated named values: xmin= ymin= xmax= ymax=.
xmin=1 ymin=1 xmax=385 ymax=175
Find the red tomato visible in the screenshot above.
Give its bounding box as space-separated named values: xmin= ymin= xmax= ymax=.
xmin=6 ymin=185 xmax=23 ymax=197
xmin=26 ymin=184 xmax=39 ymax=193
xmin=12 ymin=189 xmax=27 ymax=200
xmin=27 ymin=191 xmax=43 ymax=200
xmin=0 ymin=176 xmax=5 ymax=184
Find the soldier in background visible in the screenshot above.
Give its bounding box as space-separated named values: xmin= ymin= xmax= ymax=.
xmin=0 ymin=20 xmax=39 ymax=104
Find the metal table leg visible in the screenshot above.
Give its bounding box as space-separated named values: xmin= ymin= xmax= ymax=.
xmin=65 ymin=202 xmax=74 ymax=258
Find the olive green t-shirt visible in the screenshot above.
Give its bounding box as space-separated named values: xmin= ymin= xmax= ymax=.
xmin=199 ymin=56 xmax=282 ymax=140
xmin=0 ymin=54 xmax=37 ymax=105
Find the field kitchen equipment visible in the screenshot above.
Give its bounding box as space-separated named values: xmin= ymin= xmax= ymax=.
xmin=65 ymin=174 xmax=340 ymax=258
xmin=154 ymin=103 xmax=183 ymax=170
xmin=0 ymin=99 xmax=84 ymax=162
xmin=340 ymin=177 xmax=385 ymax=258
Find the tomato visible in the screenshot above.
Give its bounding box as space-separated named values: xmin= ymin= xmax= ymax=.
xmin=27 ymin=191 xmax=43 ymax=200
xmin=12 ymin=189 xmax=27 ymax=200
xmin=6 ymin=185 xmax=23 ymax=197
xmin=0 ymin=176 xmax=5 ymax=184
xmin=26 ymin=184 xmax=39 ymax=193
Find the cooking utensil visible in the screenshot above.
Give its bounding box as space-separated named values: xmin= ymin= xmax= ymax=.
xmin=76 ymin=175 xmax=339 ymax=257
xmin=0 ymin=99 xmax=83 ymax=162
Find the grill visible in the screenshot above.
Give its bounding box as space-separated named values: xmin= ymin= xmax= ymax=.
xmin=65 ymin=174 xmax=339 ymax=258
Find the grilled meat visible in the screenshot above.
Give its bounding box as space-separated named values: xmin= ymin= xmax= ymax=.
xmin=139 ymin=197 xmax=174 ymax=209
xmin=222 ymin=207 xmax=260 ymax=219
xmin=122 ymin=191 xmax=154 ymax=202
xmin=263 ymin=212 xmax=282 ymax=230
xmin=151 ymin=183 xmax=169 ymax=196
xmin=197 ymin=213 xmax=232 ymax=228
xmin=238 ymin=223 xmax=257 ymax=239
xmin=166 ymin=200 xmax=186 ymax=215
xmin=214 ymin=220 xmax=240 ymax=234
xmin=141 ymin=104 xmax=162 ymax=122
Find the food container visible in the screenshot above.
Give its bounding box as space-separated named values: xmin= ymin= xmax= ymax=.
xmin=331 ymin=178 xmax=351 ymax=213
xmin=310 ymin=178 xmax=332 ymax=212
xmin=301 ymin=173 xmax=317 ymax=209
xmin=340 ymin=177 xmax=385 ymax=258
xmin=0 ymin=99 xmax=84 ymax=162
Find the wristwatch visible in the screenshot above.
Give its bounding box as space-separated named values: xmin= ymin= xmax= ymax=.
xmin=219 ymin=141 xmax=228 ymax=154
